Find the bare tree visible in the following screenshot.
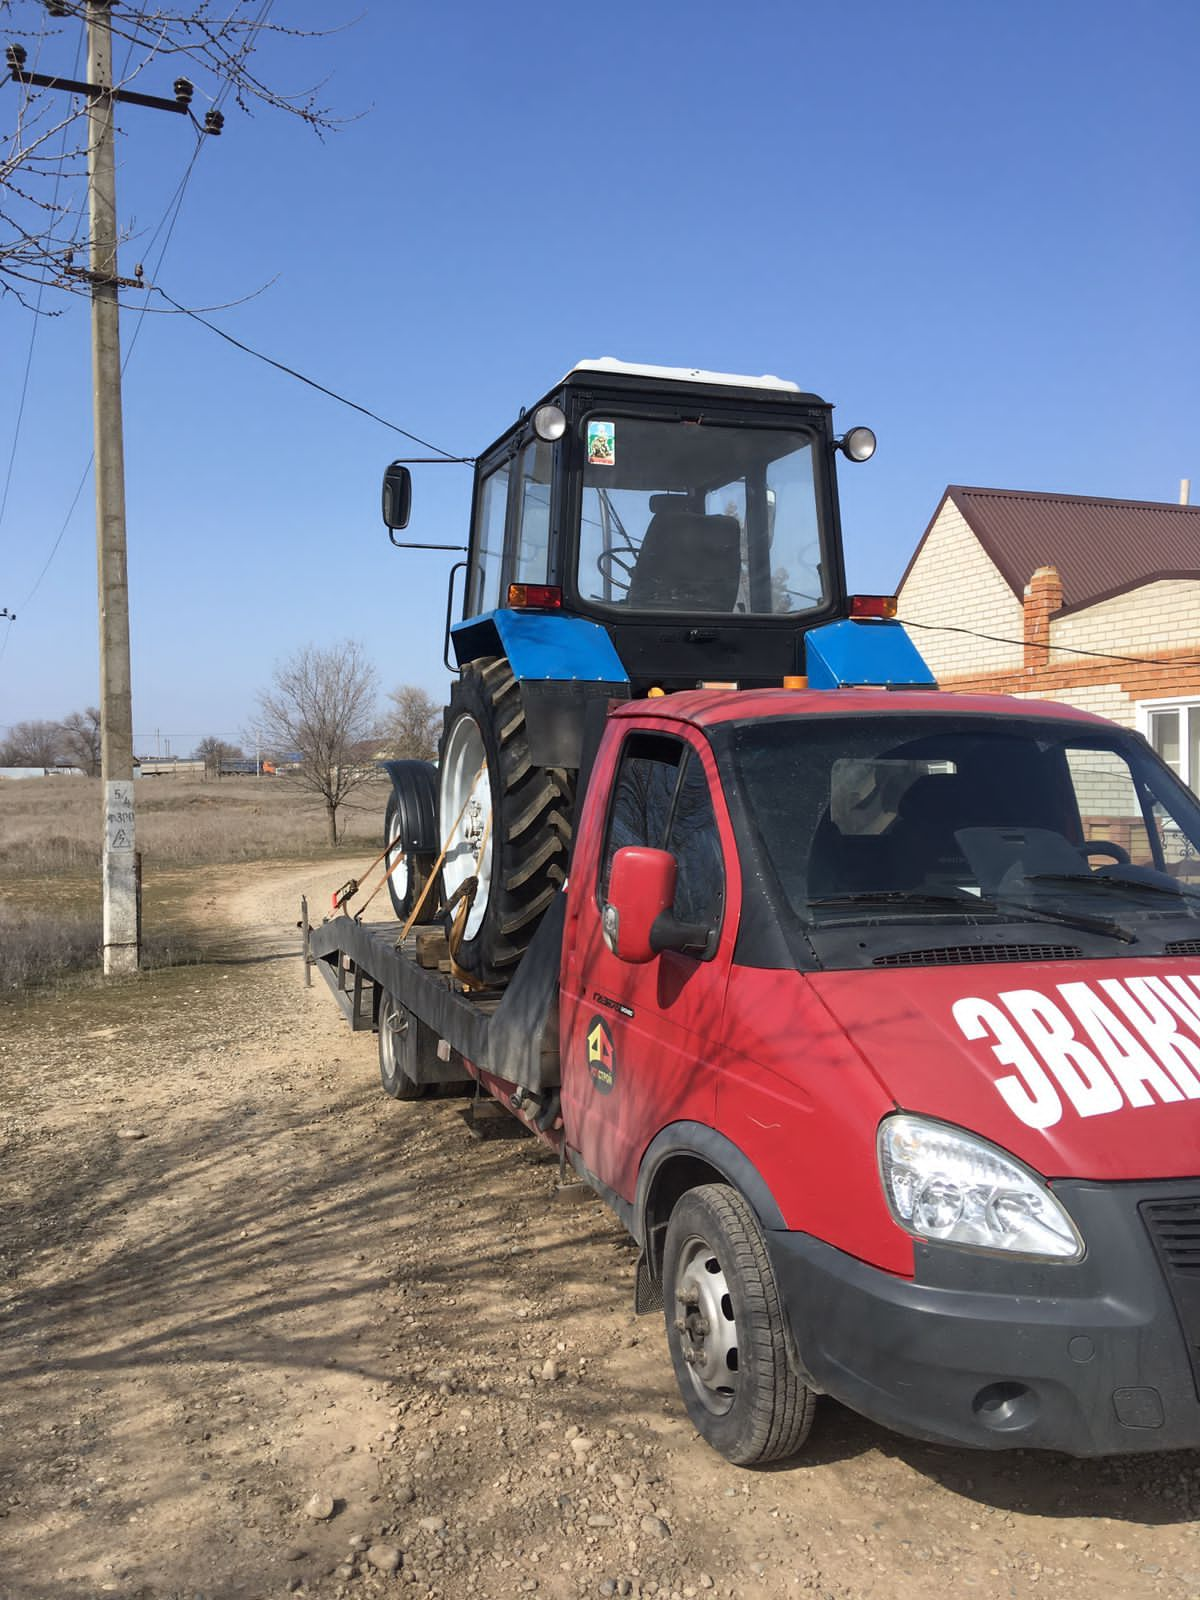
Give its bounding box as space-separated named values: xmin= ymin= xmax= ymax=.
xmin=383 ymin=684 xmax=441 ymax=763
xmin=58 ymin=705 xmax=100 ymax=775
xmin=255 ymin=641 xmax=379 ymax=846
xmin=1 ymin=2 xmax=341 ymax=307
xmin=193 ymin=734 xmax=242 ymax=778
xmin=0 ymin=717 xmax=63 ymax=770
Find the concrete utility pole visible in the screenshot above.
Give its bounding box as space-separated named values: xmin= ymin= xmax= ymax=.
xmin=5 ymin=12 xmax=220 ymax=974
xmin=87 ymin=0 xmax=138 ymax=975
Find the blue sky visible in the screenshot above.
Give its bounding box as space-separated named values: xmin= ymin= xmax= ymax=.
xmin=1 ymin=0 xmax=1196 ymax=753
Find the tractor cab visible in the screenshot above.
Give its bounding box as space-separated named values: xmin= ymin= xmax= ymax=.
xmin=381 ymin=360 xmax=884 ymax=986
xmin=386 ymin=359 xmax=872 ymax=704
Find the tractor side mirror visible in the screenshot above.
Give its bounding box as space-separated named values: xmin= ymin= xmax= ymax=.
xmin=381 ymin=462 xmax=412 ymax=531
xmin=602 ymin=847 xmax=713 ymax=963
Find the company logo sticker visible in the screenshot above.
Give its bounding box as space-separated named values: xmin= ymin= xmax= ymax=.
xmin=586 ymin=1015 xmax=616 ymax=1095
xmin=952 ymin=973 xmax=1200 ymax=1129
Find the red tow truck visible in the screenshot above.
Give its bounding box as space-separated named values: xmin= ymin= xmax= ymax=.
xmin=310 ymin=678 xmax=1200 ymax=1465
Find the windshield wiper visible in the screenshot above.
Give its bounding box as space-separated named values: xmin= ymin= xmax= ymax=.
xmin=807 ymin=891 xmax=987 ymax=911
xmin=1026 ymin=871 xmax=1200 ymax=901
xmin=806 ymin=888 xmax=1137 ymax=943
xmin=989 ymin=894 xmax=1137 ymax=944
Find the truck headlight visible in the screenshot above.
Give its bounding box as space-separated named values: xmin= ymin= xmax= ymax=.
xmin=877 ymin=1114 xmax=1083 ymax=1260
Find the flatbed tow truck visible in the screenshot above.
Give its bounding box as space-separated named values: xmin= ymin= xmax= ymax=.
xmin=307 ymin=363 xmax=1200 ymax=1465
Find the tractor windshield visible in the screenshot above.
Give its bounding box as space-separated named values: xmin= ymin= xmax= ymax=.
xmin=576 ymin=416 xmax=827 ymax=616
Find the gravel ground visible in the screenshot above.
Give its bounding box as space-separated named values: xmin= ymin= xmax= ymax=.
xmin=3 ymin=860 xmax=1200 ymax=1600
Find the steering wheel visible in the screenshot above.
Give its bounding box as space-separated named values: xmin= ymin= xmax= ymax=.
xmin=1082 ymin=840 xmax=1131 ymax=865
xmin=596 ymin=547 xmax=635 ymax=593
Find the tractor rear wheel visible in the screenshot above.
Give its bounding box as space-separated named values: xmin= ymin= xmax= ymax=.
xmin=382 ymin=761 xmax=439 ymax=925
xmin=438 ymin=656 xmax=572 ymax=986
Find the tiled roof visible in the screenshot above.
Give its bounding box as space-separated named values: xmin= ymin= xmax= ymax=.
xmin=910 ymin=486 xmax=1200 ymax=615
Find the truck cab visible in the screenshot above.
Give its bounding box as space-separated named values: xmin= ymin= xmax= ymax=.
xmin=552 ymin=687 xmax=1200 ymax=1462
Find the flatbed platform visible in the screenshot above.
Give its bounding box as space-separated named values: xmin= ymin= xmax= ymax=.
xmin=304 ymin=897 xmax=564 ymax=1094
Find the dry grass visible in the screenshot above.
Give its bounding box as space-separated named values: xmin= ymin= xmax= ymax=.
xmin=0 ymin=773 xmax=391 ymax=990
xmin=0 ymin=904 xmax=198 ymax=993
xmin=0 ymin=773 xmax=387 ymax=876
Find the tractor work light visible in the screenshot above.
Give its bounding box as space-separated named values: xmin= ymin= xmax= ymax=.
xmin=849 ymin=594 xmax=898 ymax=620
xmin=507 ymin=583 xmax=562 ymax=610
xmin=838 ymin=426 xmax=877 ymax=463
xmin=533 ymin=404 xmax=567 ymax=442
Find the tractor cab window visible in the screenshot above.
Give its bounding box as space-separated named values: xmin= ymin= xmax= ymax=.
xmin=513 ymin=440 xmax=553 ymax=585
xmin=470 ymin=462 xmax=510 ymax=614
xmin=577 ymin=416 xmax=825 ymax=617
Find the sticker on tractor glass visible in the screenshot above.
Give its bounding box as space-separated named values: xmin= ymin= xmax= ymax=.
xmin=587 ymin=421 xmax=615 ymax=466
xmin=586 ymin=1015 xmax=616 ymax=1094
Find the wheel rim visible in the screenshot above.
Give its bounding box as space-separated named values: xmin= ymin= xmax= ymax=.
xmin=379 ymin=998 xmax=409 ymax=1082
xmin=439 ymin=712 xmax=492 ymax=942
xmin=673 ymin=1234 xmax=740 ymax=1415
xmin=385 ymin=806 xmax=410 ymax=907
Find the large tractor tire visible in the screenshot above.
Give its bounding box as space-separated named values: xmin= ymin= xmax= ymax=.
xmin=438 ymin=656 xmax=573 ymax=986
xmin=383 ymin=761 xmax=440 ymax=925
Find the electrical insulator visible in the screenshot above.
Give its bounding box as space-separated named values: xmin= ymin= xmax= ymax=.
xmin=203 ymin=109 xmax=224 ymax=136
xmin=6 ymin=43 xmax=28 ymax=70
xmin=174 ymin=77 xmax=194 ymax=107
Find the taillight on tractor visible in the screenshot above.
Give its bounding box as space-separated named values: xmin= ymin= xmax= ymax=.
xmin=849 ymin=594 xmax=898 ymax=620
xmin=507 ymin=583 xmax=563 ymax=609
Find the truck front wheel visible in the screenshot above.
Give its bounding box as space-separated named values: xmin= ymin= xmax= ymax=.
xmin=663 ymin=1184 xmax=815 ymax=1466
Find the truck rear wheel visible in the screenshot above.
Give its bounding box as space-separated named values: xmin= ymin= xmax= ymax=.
xmin=663 ymin=1184 xmax=815 ymax=1466
xmin=438 ymin=656 xmax=572 ymax=986
xmin=377 ymin=993 xmax=434 ymax=1101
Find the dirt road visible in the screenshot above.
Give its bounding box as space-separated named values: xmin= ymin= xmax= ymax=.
xmin=4 ymin=861 xmax=1200 ymax=1600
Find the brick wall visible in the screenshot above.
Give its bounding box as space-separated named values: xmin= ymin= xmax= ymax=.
xmin=897 ymin=502 xmax=1023 ymax=678
xmin=899 ymin=509 xmax=1200 ymax=733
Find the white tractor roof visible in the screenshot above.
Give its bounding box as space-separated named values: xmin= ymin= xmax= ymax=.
xmin=566 ymin=357 xmax=803 ymax=394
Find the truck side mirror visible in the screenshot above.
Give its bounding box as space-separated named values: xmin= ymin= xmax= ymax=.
xmin=603 ymin=847 xmax=676 ymax=963
xmin=381 ymin=462 xmax=412 ymax=531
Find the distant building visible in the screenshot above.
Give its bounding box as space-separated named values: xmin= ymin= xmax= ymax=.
xmin=898 ymin=486 xmax=1200 ymax=788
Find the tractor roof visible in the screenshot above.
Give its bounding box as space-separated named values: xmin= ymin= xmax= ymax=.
xmin=563 ymin=357 xmax=807 ymax=395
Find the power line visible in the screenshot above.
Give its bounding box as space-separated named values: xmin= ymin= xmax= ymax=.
xmin=153 ymin=286 xmax=473 ymax=461
xmin=899 ymin=615 xmax=1200 ymax=671
xmin=3 ymin=1 xmax=275 ymax=624
xmin=0 ymin=27 xmax=84 ymax=540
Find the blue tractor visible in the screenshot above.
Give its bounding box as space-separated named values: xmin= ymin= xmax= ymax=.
xmin=380 ymin=359 xmax=927 ymax=985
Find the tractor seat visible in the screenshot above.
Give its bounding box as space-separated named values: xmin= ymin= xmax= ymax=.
xmin=626 ymin=511 xmax=742 ymax=613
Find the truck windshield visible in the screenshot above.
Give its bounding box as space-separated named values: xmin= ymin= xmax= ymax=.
xmin=729 ymin=714 xmax=1200 ymax=931
xmin=576 ymin=416 xmax=826 ymax=616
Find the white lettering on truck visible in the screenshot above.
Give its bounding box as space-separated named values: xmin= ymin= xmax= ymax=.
xmin=953 ymin=974 xmax=1200 ymax=1128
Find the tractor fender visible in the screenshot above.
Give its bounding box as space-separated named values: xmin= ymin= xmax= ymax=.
xmin=380 ymin=760 xmax=439 ymax=853
xmin=449 ymin=611 xmax=630 ymax=768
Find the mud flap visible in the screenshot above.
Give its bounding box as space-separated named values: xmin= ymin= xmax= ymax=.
xmin=634 ymin=1251 xmax=663 ymax=1315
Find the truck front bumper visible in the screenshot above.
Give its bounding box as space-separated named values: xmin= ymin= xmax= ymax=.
xmin=769 ymin=1177 xmax=1200 ymax=1454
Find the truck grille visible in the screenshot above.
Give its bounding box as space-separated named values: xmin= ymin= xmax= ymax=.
xmin=872 ymin=943 xmax=1081 ymax=968
xmin=1165 ymin=940 xmax=1200 ymax=956
xmin=1141 ymin=1197 xmax=1200 ymax=1396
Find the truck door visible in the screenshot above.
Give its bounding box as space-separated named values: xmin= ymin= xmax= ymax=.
xmin=560 ymin=727 xmax=735 ymax=1200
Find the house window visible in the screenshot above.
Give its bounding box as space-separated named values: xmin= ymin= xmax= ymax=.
xmin=1139 ymin=699 xmax=1200 ymax=793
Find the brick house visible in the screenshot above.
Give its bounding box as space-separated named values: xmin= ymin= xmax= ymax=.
xmin=897 ymin=486 xmax=1200 ymax=791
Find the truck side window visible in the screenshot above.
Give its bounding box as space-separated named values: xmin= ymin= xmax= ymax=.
xmin=513 ymin=440 xmax=552 ymax=585
xmin=600 ymin=734 xmax=725 ymax=943
xmin=666 ymin=752 xmax=724 ymax=930
xmin=470 ymin=463 xmax=509 ymax=614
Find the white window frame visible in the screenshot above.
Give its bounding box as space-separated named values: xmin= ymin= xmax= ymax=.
xmin=1137 ymin=695 xmax=1200 ymax=793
